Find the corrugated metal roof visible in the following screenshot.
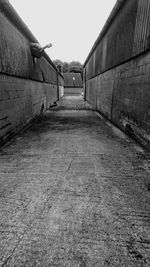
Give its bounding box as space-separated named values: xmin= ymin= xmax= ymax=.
xmin=83 ymin=0 xmax=126 ymax=67
xmin=63 ymin=73 xmax=83 ymax=88
xmin=133 ymin=0 xmax=150 ymax=56
xmin=1 ymin=0 xmax=58 ymax=72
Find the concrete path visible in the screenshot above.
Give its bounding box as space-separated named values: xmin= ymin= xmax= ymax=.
xmin=0 ymin=95 xmax=150 ymax=266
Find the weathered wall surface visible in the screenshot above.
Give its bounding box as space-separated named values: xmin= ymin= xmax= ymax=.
xmin=0 ymin=1 xmax=62 ymax=145
xmin=97 ymin=69 xmax=115 ymax=120
xmin=0 ymin=75 xmax=57 ymax=144
xmin=83 ymin=0 xmax=150 ymax=148
xmin=86 ymin=78 xmax=97 ymax=109
xmin=112 ymin=52 xmax=150 ymax=146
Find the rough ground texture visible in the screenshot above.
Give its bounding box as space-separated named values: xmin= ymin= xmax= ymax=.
xmin=0 ymin=95 xmax=150 ymax=267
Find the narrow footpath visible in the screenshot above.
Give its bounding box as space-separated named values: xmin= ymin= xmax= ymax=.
xmin=0 ymin=95 xmax=150 ymax=266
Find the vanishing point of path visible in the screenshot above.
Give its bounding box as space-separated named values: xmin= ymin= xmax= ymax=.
xmin=0 ymin=95 xmax=150 ymax=266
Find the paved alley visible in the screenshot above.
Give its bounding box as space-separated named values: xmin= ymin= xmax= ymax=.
xmin=0 ymin=95 xmax=150 ymax=266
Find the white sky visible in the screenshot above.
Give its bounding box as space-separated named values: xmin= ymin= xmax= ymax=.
xmin=9 ymin=0 xmax=116 ymax=64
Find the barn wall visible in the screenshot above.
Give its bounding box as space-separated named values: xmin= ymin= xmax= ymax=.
xmin=0 ymin=1 xmax=60 ymax=145
xmin=84 ymin=0 xmax=150 ymax=148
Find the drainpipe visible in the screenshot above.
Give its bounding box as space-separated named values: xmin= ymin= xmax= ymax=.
xmin=57 ymin=71 xmax=59 ymax=101
xmin=84 ymin=69 xmax=87 ymax=101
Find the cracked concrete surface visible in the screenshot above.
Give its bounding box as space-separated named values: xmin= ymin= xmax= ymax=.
xmin=0 ymin=95 xmax=150 ymax=266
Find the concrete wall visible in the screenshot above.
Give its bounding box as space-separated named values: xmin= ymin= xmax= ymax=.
xmin=86 ymin=78 xmax=97 ymax=109
xmin=83 ymin=0 xmax=150 ymax=148
xmin=97 ymin=69 xmax=115 ymax=120
xmin=0 ymin=75 xmax=57 ymax=145
xmin=84 ymin=51 xmax=150 ymax=147
xmin=0 ymin=1 xmax=62 ymax=145
xmin=112 ymin=52 xmax=150 ymax=146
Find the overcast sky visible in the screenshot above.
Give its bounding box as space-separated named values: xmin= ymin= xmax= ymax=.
xmin=9 ymin=0 xmax=116 ymax=64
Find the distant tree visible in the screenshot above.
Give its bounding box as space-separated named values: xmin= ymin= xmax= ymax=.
xmin=62 ymin=62 xmax=70 ymax=73
xmin=53 ymin=59 xmax=83 ymax=74
xmin=69 ymin=61 xmax=83 ymax=79
xmin=53 ymin=59 xmax=63 ymax=67
xmin=69 ymin=66 xmax=82 ymax=73
xmin=69 ymin=61 xmax=82 ymax=69
xmin=53 ymin=59 xmax=63 ymax=72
